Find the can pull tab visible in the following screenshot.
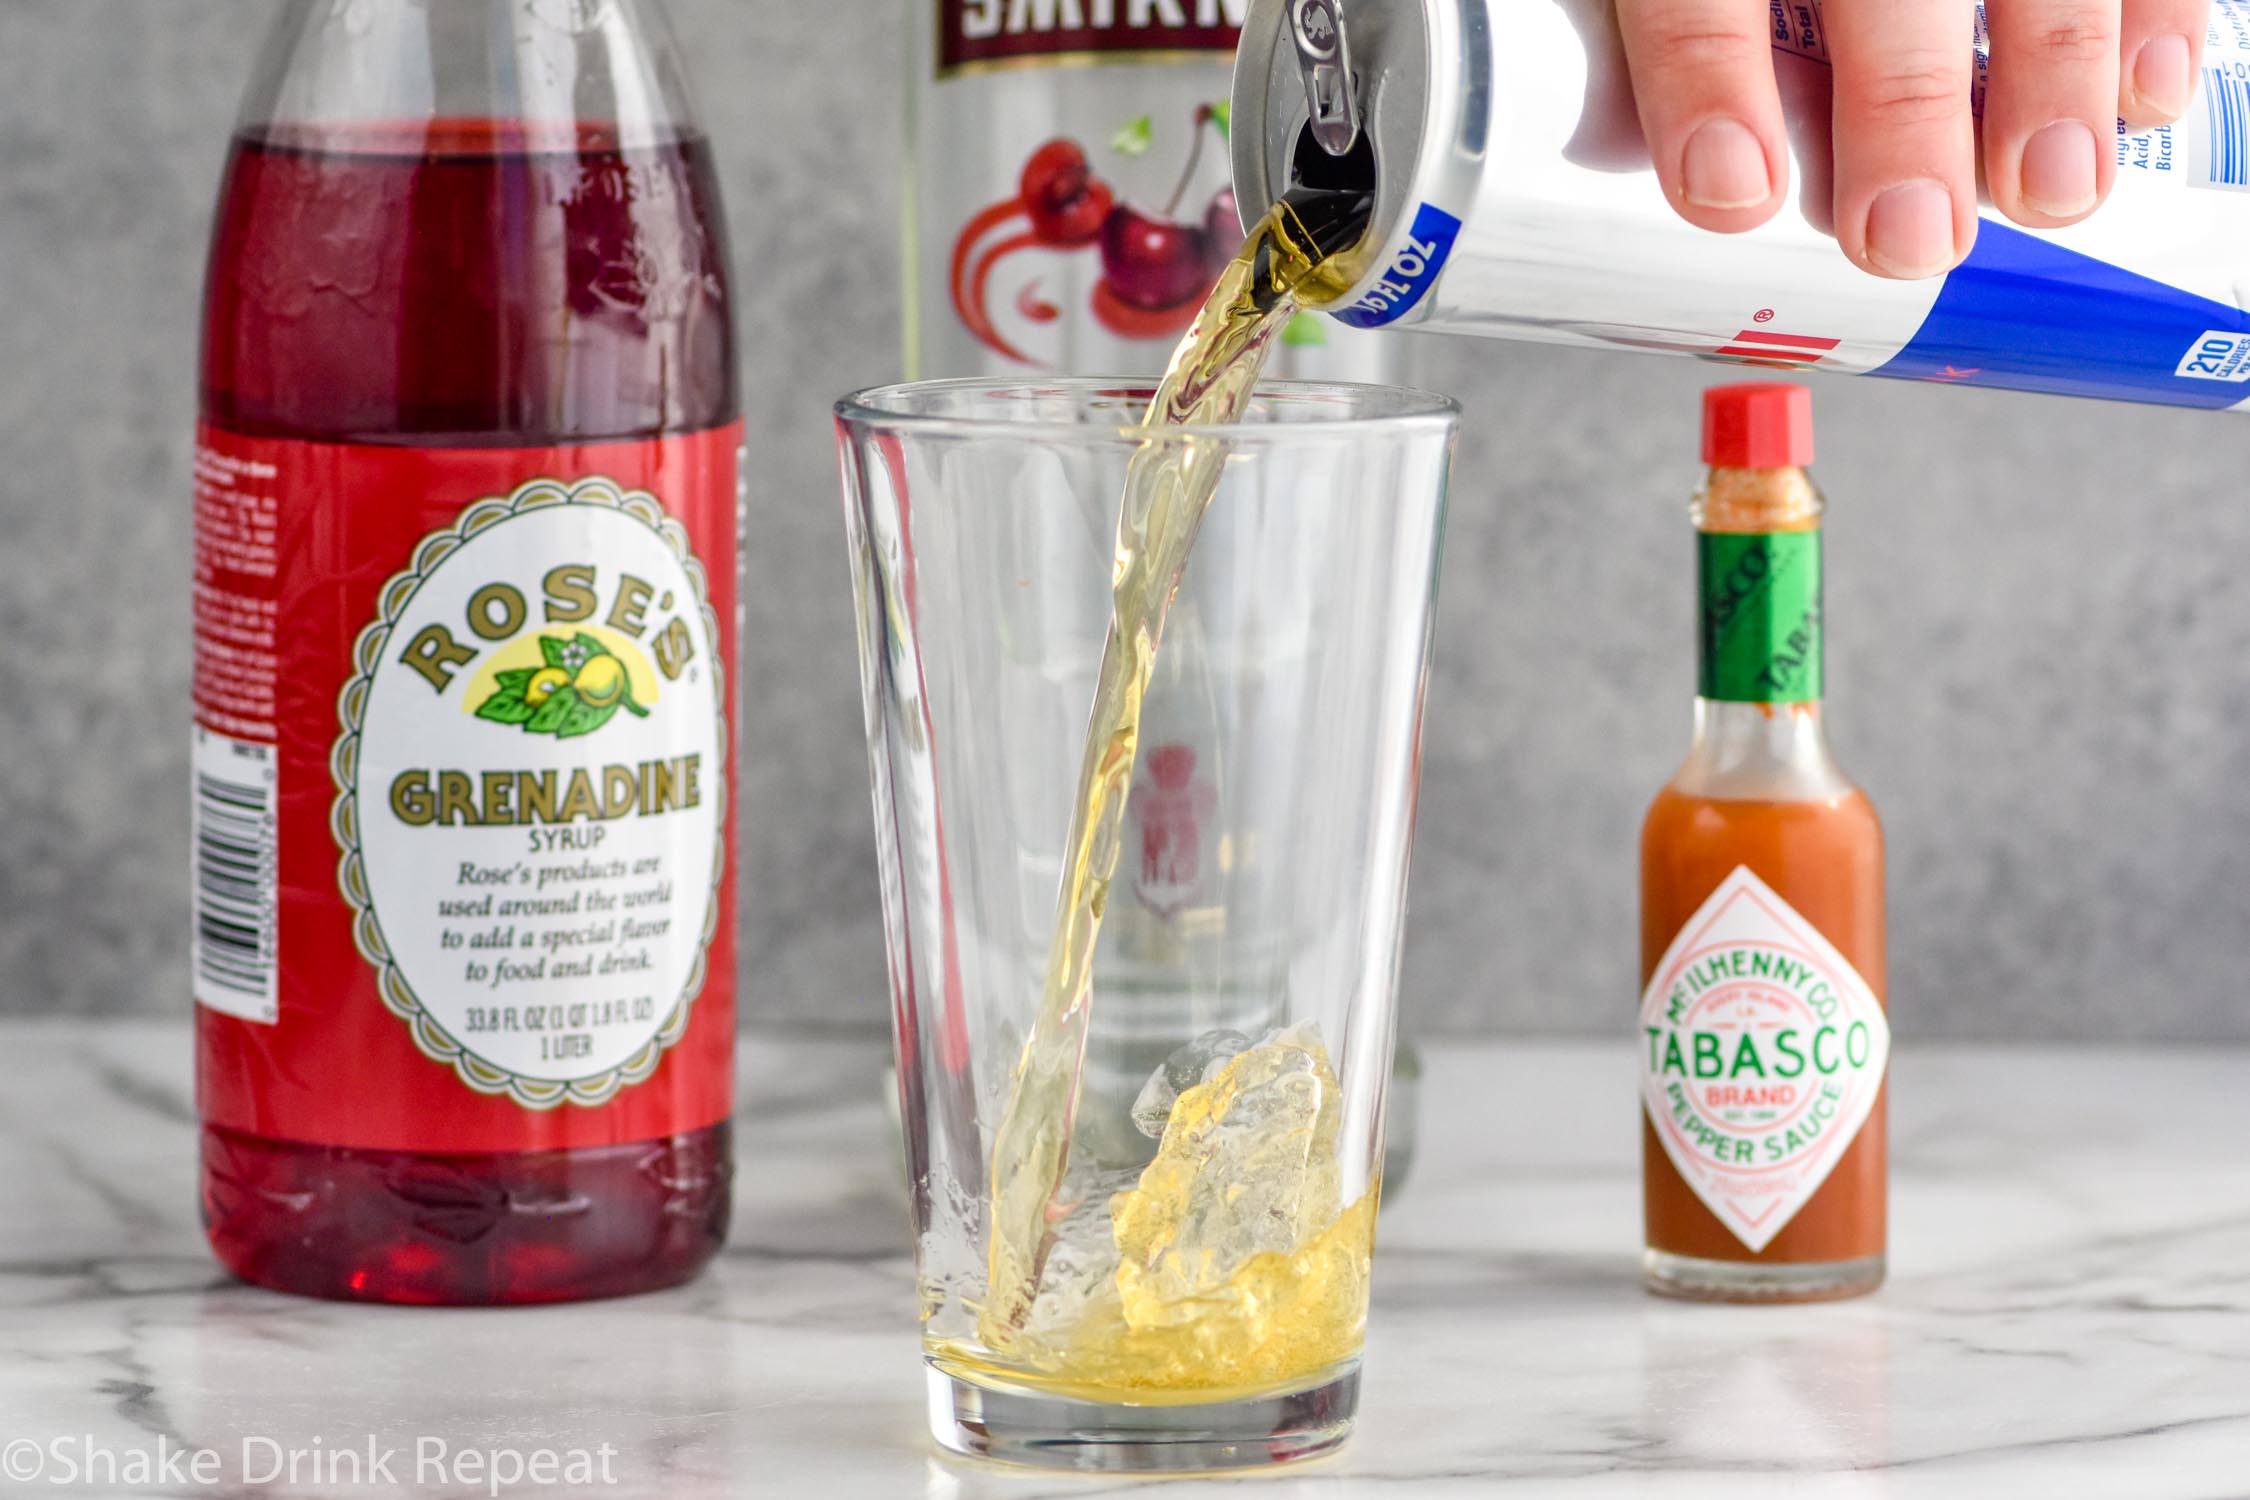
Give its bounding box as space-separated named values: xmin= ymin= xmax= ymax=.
xmin=1287 ymin=0 xmax=1360 ymax=156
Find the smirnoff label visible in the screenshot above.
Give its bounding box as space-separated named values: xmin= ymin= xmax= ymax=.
xmin=937 ymin=0 xmax=1241 ymax=74
xmin=1638 ymin=866 xmax=1889 ymax=1251
xmin=1132 ymin=744 xmax=1215 ymax=916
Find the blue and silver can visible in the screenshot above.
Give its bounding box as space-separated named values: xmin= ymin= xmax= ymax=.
xmin=1232 ymin=0 xmax=2250 ymax=408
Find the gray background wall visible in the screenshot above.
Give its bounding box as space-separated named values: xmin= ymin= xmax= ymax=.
xmin=5 ymin=1 xmax=2246 ymax=1042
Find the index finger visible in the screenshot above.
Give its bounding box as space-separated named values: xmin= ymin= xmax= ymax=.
xmin=1615 ymin=0 xmax=1793 ymax=232
xmin=1825 ymin=0 xmax=1981 ymax=278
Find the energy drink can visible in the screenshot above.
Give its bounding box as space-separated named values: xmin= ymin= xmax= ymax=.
xmin=1232 ymin=0 xmax=2250 ymax=408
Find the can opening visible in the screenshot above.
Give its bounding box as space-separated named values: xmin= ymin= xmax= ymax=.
xmin=1242 ymin=126 xmax=1376 ymax=313
xmin=1247 ymin=128 xmax=1377 ymax=312
xmin=1291 ymin=120 xmax=1376 ymax=197
xmin=1233 ymin=0 xmax=1440 ymax=314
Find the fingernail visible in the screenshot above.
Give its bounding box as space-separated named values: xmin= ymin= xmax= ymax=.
xmin=1864 ymin=180 xmax=1959 ymax=278
xmin=1681 ymin=118 xmax=1772 ymax=210
xmin=2134 ymin=32 xmax=2195 ymax=117
xmin=2020 ymin=119 xmax=2099 ymax=218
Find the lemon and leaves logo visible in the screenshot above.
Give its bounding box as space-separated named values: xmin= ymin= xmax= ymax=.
xmin=474 ymin=632 xmax=649 ymax=739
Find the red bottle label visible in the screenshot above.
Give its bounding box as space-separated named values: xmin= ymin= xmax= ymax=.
xmin=193 ymin=423 xmax=742 ymax=1153
xmin=936 ymin=0 xmax=1240 ymax=75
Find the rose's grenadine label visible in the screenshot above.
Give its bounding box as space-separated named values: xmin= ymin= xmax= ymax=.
xmin=1638 ymin=865 xmax=1889 ymax=1251
xmin=192 ymin=424 xmax=740 ymax=1153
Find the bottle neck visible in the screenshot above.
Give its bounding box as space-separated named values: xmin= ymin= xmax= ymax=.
xmin=240 ymin=0 xmax=698 ymax=145
xmin=1675 ymin=699 xmax=1851 ymax=800
xmin=1680 ymin=465 xmax=1846 ymax=799
xmin=1693 ymin=465 xmax=1825 ymax=707
xmin=1696 ymin=523 xmax=1824 ymax=705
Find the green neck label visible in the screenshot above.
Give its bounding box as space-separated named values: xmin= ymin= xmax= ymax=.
xmin=1698 ymin=530 xmax=1823 ymax=703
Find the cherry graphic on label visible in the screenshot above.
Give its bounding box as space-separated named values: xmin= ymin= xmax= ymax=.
xmin=1019 ymin=139 xmax=1113 ymax=246
xmin=1015 ymin=280 xmax=1060 ymax=324
xmin=948 ymin=138 xmax=1116 ymax=364
xmin=1098 ymin=204 xmax=1212 ymax=313
xmin=947 ymin=106 xmax=1236 ymax=361
xmin=1090 ymin=104 xmax=1229 ymax=338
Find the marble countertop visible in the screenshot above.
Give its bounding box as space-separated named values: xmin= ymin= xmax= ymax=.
xmin=3 ymin=1024 xmax=2246 ymax=1498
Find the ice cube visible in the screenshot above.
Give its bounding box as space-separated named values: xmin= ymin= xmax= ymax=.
xmin=1109 ymin=1025 xmax=1344 ymax=1329
xmin=1130 ymin=1027 xmax=1253 ymax=1138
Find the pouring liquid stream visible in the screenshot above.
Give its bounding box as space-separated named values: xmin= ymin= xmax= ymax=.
xmin=979 ymin=179 xmax=1372 ymax=1355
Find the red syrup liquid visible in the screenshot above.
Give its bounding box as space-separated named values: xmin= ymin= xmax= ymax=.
xmin=198 ymin=120 xmax=737 ymax=1304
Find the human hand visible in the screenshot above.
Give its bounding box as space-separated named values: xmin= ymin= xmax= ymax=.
xmin=1613 ymin=0 xmax=2211 ymax=276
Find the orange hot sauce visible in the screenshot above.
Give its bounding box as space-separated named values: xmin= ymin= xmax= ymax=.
xmin=1638 ymin=384 xmax=1888 ymax=1303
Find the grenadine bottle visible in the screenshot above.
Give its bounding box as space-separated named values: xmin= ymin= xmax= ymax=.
xmin=193 ymin=0 xmax=740 ymax=1303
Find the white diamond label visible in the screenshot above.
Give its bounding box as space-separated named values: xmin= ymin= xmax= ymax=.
xmin=1639 ymin=866 xmax=1889 ymax=1252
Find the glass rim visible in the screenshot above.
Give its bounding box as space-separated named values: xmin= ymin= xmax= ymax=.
xmin=835 ymin=376 xmax=1461 ymax=444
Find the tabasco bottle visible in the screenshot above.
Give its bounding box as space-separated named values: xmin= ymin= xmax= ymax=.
xmin=1638 ymin=383 xmax=1889 ymax=1303
xmin=193 ymin=0 xmax=739 ymax=1303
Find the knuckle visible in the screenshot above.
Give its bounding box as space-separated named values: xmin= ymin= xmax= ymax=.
xmin=1630 ymin=6 xmax=1768 ymax=75
xmin=1853 ymin=55 xmax=1970 ymax=127
xmin=2023 ymin=7 xmax=2119 ymax=62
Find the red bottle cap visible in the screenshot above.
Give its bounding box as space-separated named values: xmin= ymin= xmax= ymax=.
xmin=1702 ymin=382 xmax=1814 ymax=467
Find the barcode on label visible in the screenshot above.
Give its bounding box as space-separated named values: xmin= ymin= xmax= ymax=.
xmin=192 ymin=727 xmax=279 ymax=1023
xmin=2202 ymin=68 xmax=2250 ymax=188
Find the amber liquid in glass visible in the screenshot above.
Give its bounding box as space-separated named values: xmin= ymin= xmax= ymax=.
xmin=967 ymin=183 xmax=1380 ymax=1391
